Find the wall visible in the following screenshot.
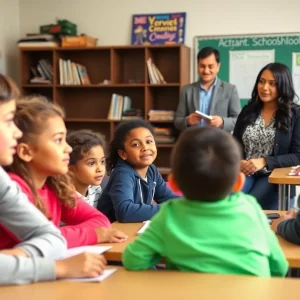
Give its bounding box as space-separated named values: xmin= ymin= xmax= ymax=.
xmin=19 ymin=0 xmax=300 ymax=81
xmin=0 ymin=0 xmax=20 ymax=80
xmin=15 ymin=0 xmax=300 ymax=199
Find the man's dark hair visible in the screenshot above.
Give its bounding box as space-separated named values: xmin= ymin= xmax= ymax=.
xmin=197 ymin=47 xmax=220 ymax=63
xmin=171 ymin=126 xmax=241 ymax=201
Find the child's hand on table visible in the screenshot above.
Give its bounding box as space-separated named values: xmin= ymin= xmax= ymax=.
xmin=271 ymin=209 xmax=297 ymax=232
xmin=96 ymin=227 xmax=128 ymax=243
xmin=55 ymin=252 xmax=107 ymax=279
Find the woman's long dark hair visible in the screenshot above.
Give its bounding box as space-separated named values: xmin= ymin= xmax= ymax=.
xmin=241 ymin=62 xmax=298 ymax=132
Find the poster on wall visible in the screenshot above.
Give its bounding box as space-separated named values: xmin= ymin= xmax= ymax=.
xmin=131 ymin=12 xmax=186 ymax=45
xmin=292 ymin=53 xmax=300 ymax=99
xmin=229 ymin=50 xmax=275 ymax=99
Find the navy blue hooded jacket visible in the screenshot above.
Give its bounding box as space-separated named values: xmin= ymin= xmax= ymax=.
xmin=97 ymin=159 xmax=179 ymax=223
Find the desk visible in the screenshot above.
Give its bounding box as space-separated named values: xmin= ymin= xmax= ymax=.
xmin=269 ymin=167 xmax=300 ymax=210
xmin=276 ymin=235 xmax=300 ymax=268
xmin=103 ymin=223 xmax=143 ymax=261
xmin=0 ymin=267 xmax=299 ymax=300
xmin=266 ymin=210 xmax=300 ymax=268
xmin=104 ymin=220 xmax=300 ymax=268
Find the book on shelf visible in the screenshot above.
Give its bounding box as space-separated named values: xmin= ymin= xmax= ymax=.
xmin=122 ymin=108 xmax=144 ymax=120
xmin=157 ymin=167 xmax=172 ymax=174
xmin=146 ymin=58 xmax=167 ymax=84
xmin=30 ymin=77 xmax=51 ymax=84
xmin=153 ymin=127 xmax=172 ymax=135
xmin=29 ymin=59 xmax=53 ymax=84
xmin=121 ymin=116 xmax=143 ymax=120
xmin=59 ymin=59 xmax=90 ymax=85
xmin=154 ymin=126 xmax=175 ymax=144
xmin=155 ymin=136 xmax=175 ymax=144
xmin=107 ymin=94 xmax=134 ymax=120
xmin=18 ymin=34 xmax=55 ymax=42
xmin=148 ymin=110 xmax=175 ymax=121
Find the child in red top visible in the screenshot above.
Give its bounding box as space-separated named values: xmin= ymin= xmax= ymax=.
xmin=2 ymin=96 xmax=127 ymax=249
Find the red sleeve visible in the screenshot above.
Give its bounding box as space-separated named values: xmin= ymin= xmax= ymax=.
xmin=8 ymin=173 xmax=34 ymax=203
xmin=60 ymin=197 xmax=111 ymax=248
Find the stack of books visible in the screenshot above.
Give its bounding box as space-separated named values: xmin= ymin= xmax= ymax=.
xmin=122 ymin=109 xmax=144 ymax=120
xmin=18 ymin=34 xmax=59 ymax=48
xmin=148 ymin=110 xmax=175 ymax=121
xmin=154 ymin=127 xmax=175 ymax=144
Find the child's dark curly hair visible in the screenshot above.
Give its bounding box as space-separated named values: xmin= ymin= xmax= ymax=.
xmin=67 ymin=129 xmax=106 ymax=166
xmin=106 ymin=120 xmax=155 ymax=174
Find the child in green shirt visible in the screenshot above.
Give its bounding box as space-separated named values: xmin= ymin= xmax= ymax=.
xmin=122 ymin=126 xmax=288 ymax=277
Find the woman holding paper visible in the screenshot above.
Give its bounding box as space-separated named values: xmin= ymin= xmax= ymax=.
xmin=233 ymin=62 xmax=300 ymax=209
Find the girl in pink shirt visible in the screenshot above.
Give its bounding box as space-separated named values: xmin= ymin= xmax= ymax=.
xmin=2 ymin=96 xmax=127 ymax=249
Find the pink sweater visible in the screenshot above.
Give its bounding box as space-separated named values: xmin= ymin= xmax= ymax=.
xmin=0 ymin=173 xmax=110 ymax=249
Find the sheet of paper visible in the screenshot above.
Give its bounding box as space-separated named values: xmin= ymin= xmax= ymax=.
xmin=60 ymin=245 xmax=112 ymax=259
xmin=292 ymin=53 xmax=300 ymax=100
xmin=137 ymin=220 xmax=151 ymax=235
xmin=229 ymin=50 xmax=275 ymax=99
xmin=195 ymin=110 xmax=213 ymax=120
xmin=60 ymin=268 xmax=117 ymax=282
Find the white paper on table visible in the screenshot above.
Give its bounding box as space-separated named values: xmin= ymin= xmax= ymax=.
xmin=59 ymin=245 xmax=112 ymax=259
xmin=59 ymin=268 xmax=117 ymax=282
xmin=137 ymin=220 xmax=151 ymax=235
xmin=229 ymin=50 xmax=275 ymax=99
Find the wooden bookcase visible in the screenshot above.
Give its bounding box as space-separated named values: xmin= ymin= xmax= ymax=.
xmin=19 ymin=45 xmax=190 ymax=177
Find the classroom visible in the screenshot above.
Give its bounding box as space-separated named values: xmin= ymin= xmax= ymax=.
xmin=1 ymin=0 xmax=300 ymax=299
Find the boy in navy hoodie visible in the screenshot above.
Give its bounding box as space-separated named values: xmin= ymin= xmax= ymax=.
xmin=97 ymin=120 xmax=178 ymax=222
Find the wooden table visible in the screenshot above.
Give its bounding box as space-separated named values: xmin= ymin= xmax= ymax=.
xmin=276 ymin=235 xmax=300 ymax=268
xmin=103 ymin=219 xmax=300 ymax=268
xmin=269 ymin=167 xmax=300 ymax=210
xmin=102 ymin=222 xmax=143 ymax=261
xmin=265 ymin=210 xmax=300 ymax=268
xmin=0 ymin=267 xmax=299 ymax=300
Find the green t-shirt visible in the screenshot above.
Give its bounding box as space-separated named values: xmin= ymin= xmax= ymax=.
xmin=122 ymin=192 xmax=288 ymax=277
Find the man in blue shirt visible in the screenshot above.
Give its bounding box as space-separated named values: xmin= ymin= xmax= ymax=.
xmin=199 ymin=76 xmax=218 ymax=126
xmin=174 ymin=47 xmax=241 ymax=132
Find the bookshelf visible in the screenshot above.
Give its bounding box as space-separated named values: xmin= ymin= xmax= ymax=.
xmin=19 ymin=45 xmax=190 ymax=177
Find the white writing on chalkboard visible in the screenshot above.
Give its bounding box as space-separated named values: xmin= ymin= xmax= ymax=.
xmin=229 ymin=50 xmax=275 ymax=99
xmin=218 ymin=36 xmax=300 ymax=50
xmin=292 ymin=53 xmax=300 ymax=100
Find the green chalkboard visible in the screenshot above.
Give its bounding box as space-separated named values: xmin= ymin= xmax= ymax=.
xmin=194 ymin=33 xmax=300 ymax=106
